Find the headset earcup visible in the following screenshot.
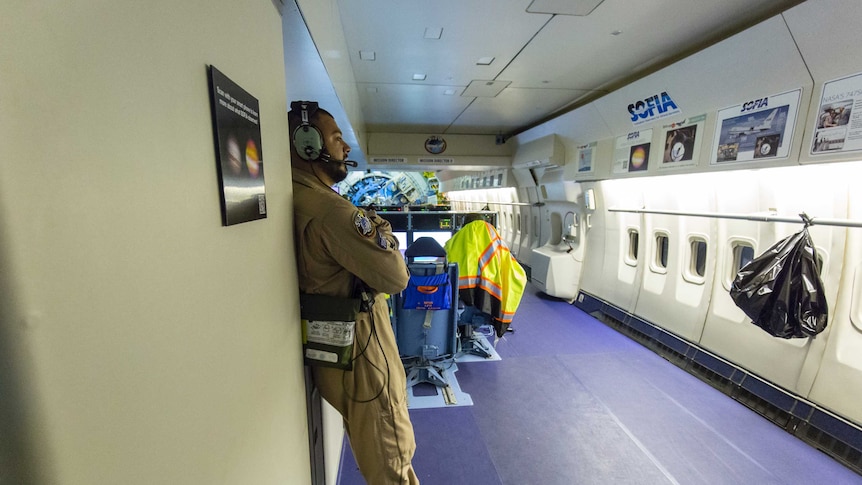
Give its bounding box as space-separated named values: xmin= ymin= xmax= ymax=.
xmin=293 ymin=125 xmax=324 ymax=161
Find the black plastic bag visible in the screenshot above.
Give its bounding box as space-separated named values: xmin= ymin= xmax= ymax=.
xmin=730 ymin=226 xmax=828 ymax=338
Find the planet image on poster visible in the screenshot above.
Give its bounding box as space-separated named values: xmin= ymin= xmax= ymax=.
xmin=631 ymin=147 xmax=645 ymax=167
xmin=227 ymin=134 xmax=242 ymax=175
xmin=629 ymin=143 xmax=649 ymax=171
xmin=246 ymin=139 xmax=261 ymax=178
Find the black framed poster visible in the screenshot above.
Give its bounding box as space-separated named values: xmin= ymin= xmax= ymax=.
xmin=208 ymin=65 xmax=266 ymax=226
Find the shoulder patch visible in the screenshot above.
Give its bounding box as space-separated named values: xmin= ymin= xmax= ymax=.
xmin=377 ymin=232 xmax=390 ymax=249
xmin=353 ymin=211 xmax=375 ymax=238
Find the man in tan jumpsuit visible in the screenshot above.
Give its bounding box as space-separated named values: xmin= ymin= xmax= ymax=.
xmin=289 ymin=101 xmax=420 ymax=484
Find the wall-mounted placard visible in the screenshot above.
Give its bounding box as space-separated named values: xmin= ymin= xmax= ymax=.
xmin=811 ymin=71 xmax=862 ymax=155
xmin=208 ymin=65 xmax=266 ymax=226
xmin=659 ymin=114 xmax=705 ymax=170
xmin=613 ymin=129 xmax=652 ymax=174
xmin=711 ymin=89 xmax=801 ymax=165
xmin=576 ymin=142 xmax=597 ymax=174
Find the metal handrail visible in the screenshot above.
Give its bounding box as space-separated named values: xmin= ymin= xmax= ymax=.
xmin=450 ymin=200 xmax=534 ymax=207
xmin=607 ymin=207 xmax=862 ymax=229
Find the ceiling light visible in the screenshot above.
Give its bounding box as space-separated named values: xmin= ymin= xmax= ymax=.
xmin=476 ymin=56 xmax=495 ymax=65
xmin=359 ymin=50 xmax=376 ymax=60
xmin=423 ymin=27 xmax=443 ymax=39
xmin=413 ymin=74 xmax=427 ymax=81
xmin=443 ymin=89 xmax=457 ymax=95
xmin=366 ymin=87 xmax=378 ymax=93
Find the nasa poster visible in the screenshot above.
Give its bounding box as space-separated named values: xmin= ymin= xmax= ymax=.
xmin=208 ymin=65 xmax=267 ymax=226
xmin=613 ymin=129 xmax=652 ymax=174
xmin=575 ymin=142 xmax=596 ymax=174
xmin=811 ymin=71 xmax=862 ymax=155
xmin=660 ymin=114 xmax=705 ymax=170
xmin=711 ymin=89 xmax=801 ymax=164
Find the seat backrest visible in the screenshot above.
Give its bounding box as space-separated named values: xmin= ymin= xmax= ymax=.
xmin=402 ymin=237 xmax=451 ymax=311
xmin=392 ymin=261 xmax=459 ymax=359
xmin=405 ymin=236 xmax=447 ymax=262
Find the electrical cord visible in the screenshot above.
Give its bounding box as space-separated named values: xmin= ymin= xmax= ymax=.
xmin=341 ymin=291 xmax=408 ymax=483
xmin=341 ymin=293 xmax=386 ymax=404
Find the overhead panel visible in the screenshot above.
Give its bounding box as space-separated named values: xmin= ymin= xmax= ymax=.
xmin=526 ymin=0 xmax=605 ymax=16
xmin=359 ymin=83 xmax=473 ymax=133
xmin=783 ymin=0 xmax=862 ymax=83
xmin=513 ymin=134 xmax=565 ymax=168
xmin=454 ymin=87 xmax=585 ymax=135
xmin=594 ymin=15 xmax=811 ymax=136
xmin=463 ymin=80 xmax=512 ymax=98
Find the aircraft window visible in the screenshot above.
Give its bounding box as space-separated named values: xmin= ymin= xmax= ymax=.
xmin=655 ymin=233 xmax=669 ymax=269
xmin=533 ymin=215 xmax=539 ymax=237
xmin=541 ymin=185 xmax=548 ymax=199
xmin=517 ymin=214 xmax=521 ymax=232
xmin=732 ymin=242 xmax=755 ymax=273
xmin=691 ymin=238 xmax=707 ymax=277
xmin=626 ymin=229 xmax=639 ymax=265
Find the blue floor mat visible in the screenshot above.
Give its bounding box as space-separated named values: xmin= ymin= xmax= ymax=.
xmin=337 ymin=286 xmax=862 ymax=485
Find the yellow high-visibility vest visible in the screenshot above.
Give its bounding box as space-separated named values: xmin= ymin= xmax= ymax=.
xmin=444 ymin=221 xmax=526 ymax=329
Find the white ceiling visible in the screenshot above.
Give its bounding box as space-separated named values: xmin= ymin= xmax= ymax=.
xmin=302 ymin=0 xmax=804 ymax=138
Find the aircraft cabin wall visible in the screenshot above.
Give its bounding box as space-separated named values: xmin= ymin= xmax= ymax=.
xmin=1 ymin=2 xmax=314 ymax=484
xmin=448 ymin=0 xmax=862 ymax=434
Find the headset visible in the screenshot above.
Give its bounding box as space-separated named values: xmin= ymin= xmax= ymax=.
xmin=290 ymin=100 xmax=358 ymax=167
xmin=291 ymin=100 xmax=325 ymax=161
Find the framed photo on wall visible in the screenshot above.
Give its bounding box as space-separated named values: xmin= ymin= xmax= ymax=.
xmin=711 ymin=89 xmax=801 ymax=165
xmin=208 ymin=65 xmax=267 ymax=226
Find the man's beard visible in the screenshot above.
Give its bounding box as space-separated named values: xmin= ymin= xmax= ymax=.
xmin=319 ymin=160 xmax=349 ymax=184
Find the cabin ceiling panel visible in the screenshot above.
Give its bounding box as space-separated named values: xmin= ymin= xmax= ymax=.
xmin=298 ymin=0 xmax=805 ymax=142
xmin=452 ymin=87 xmax=591 ymax=135
xmin=338 ymin=0 xmax=551 ymax=87
xmin=358 ymin=83 xmax=474 ymax=133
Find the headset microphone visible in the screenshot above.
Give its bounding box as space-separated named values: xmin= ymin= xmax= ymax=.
xmin=319 ymin=150 xmax=358 ymax=167
xmin=324 ymin=155 xmax=358 ymax=167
